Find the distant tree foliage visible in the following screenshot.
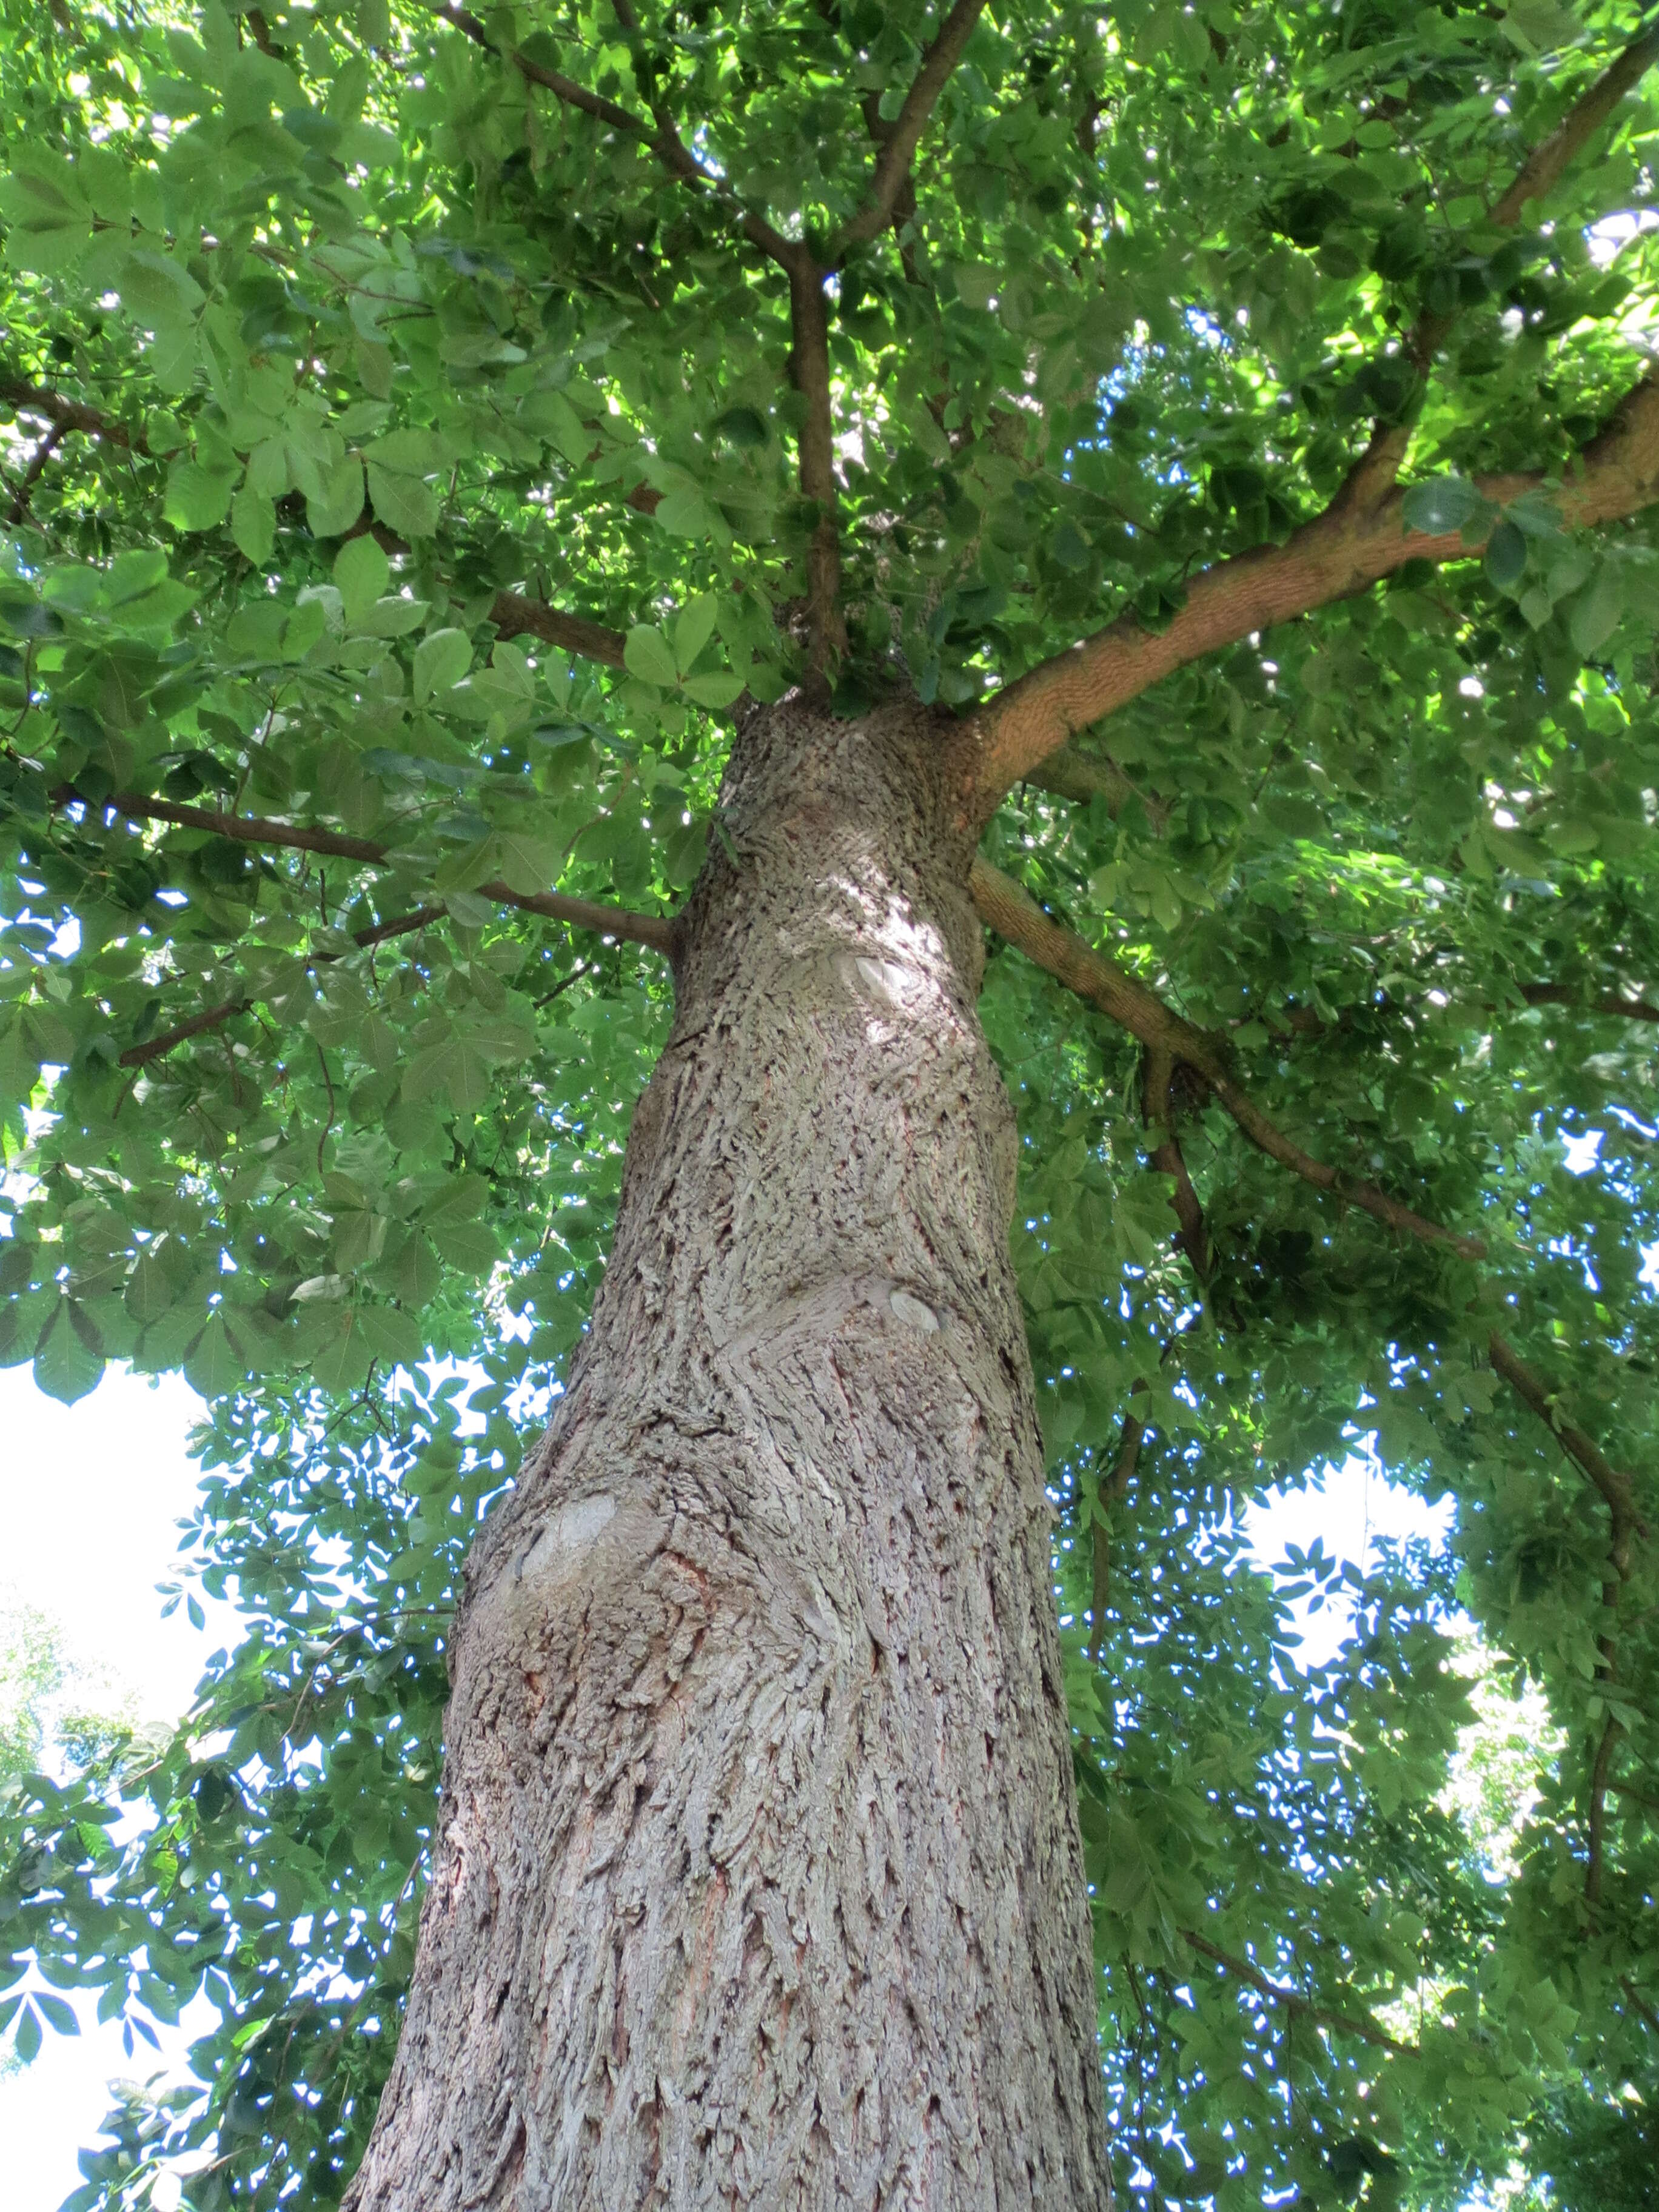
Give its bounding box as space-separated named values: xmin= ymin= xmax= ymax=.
xmin=0 ymin=0 xmax=1655 ymax=2207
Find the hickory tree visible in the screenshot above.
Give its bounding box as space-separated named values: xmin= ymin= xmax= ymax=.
xmin=2 ymin=1 xmax=1659 ymax=2206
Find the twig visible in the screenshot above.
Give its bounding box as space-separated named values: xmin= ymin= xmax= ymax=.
xmin=315 ymin=1041 xmax=337 ymax=1177
xmin=5 ymin=422 xmax=65 ymax=523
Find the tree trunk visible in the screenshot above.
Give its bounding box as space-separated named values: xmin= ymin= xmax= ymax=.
xmin=344 ymin=697 xmax=1112 ymax=2210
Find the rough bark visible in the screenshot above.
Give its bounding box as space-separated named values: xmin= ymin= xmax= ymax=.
xmin=345 ymin=697 xmax=1113 ymax=2210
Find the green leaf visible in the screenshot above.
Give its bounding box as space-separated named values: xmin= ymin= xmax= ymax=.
xmin=363 ymin=428 xmax=446 ymax=538
xmin=1568 ymin=563 xmax=1623 ymax=659
xmin=681 ymin=671 xmax=745 ymax=709
xmin=672 ymin=594 xmax=719 ymax=676
xmin=33 ymin=1296 xmax=105 ymax=1404
xmin=413 ymin=626 xmax=472 ymax=702
xmin=1484 ymin=519 xmax=1527 ymax=594
xmin=231 ymin=481 xmax=277 ymax=566
xmin=307 ymin=454 xmax=366 ymax=539
xmin=334 ymin=533 xmax=390 ymax=622
xmin=623 ymin=626 xmax=679 ymax=688
xmin=0 ymin=155 xmax=92 ymax=270
xmin=1401 ymin=475 xmax=1491 ymax=539
xmin=164 ymin=460 xmax=238 ymax=533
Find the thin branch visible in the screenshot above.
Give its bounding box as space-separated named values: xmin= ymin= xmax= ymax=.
xmin=1486 ymin=1332 xmax=1645 ymax=1566
xmin=788 ymin=260 xmax=847 ymax=677
xmin=976 ymin=852 xmax=1651 ymax=1903
xmin=489 ymin=592 xmax=626 ymax=668
xmin=967 ymin=369 xmax=1659 ymax=813
xmin=1028 ymin=746 xmax=1170 ymax=830
xmin=1145 ymin=1044 xmax=1212 ymax=1282
xmin=0 ymin=377 xmax=139 ymax=449
xmin=1586 ymin=1710 xmax=1626 ymax=1906
xmin=1337 ymin=23 xmax=1659 ymax=512
xmin=1520 ymin=983 xmax=1659 ymax=1023
xmin=424 ymin=0 xmax=795 ymax=266
xmin=1624 ymin=1979 xmax=1659 ymax=2037
xmin=119 ymin=907 xmax=445 ymax=1070
xmin=1181 ymin=1931 xmax=1413 ymax=2055
xmin=58 ymin=787 xmax=678 ymax=954
xmin=1 ymin=381 xmax=641 ymax=653
xmin=832 ymin=0 xmax=988 ymax=260
xmin=968 ymin=857 xmax=1483 ymax=1258
xmin=1612 ymin=1778 xmax=1659 ymax=1818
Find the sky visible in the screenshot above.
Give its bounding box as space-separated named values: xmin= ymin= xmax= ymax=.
xmin=0 ymin=1362 xmax=220 ymax=2212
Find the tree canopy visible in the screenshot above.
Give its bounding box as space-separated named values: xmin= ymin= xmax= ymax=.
xmin=1 ymin=0 xmax=1658 ymax=2205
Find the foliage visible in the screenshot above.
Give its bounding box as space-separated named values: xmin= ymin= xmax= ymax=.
xmin=0 ymin=0 xmax=1657 ymax=2206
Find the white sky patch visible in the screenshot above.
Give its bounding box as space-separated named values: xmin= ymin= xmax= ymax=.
xmin=0 ymin=1364 xmax=227 ymax=2207
xmin=1244 ymin=1445 xmax=1457 ymax=1671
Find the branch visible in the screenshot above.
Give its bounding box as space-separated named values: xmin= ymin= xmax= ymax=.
xmin=1181 ymin=1931 xmax=1413 ymax=2055
xmin=972 ymin=856 xmax=1655 ymax=1589
xmin=1028 ymin=746 xmax=1170 ymax=830
xmin=425 ymin=1 xmax=796 ymax=266
xmin=1145 ymin=1045 xmax=1212 ymax=1282
xmin=5 ymin=421 xmax=66 ymax=524
xmin=968 ymin=857 xmax=1483 ymax=1258
xmin=832 ymin=0 xmax=988 ymax=260
xmin=489 ymin=592 xmax=626 ymax=668
xmin=1624 ymin=1979 xmax=1659 ymax=2038
xmin=1487 ymin=1332 xmax=1645 ymax=1567
xmin=1520 ymin=983 xmax=1659 ymax=1024
xmin=1586 ymin=1709 xmax=1625 ymax=1907
xmin=0 ymin=376 xmax=139 ymax=449
xmin=0 ymin=382 xmax=647 ymax=648
xmin=118 ymin=907 xmax=445 ymax=1069
xmin=1337 ymin=22 xmax=1659 ymax=512
xmin=788 ymin=261 xmax=847 ymax=676
xmin=58 ymin=788 xmax=678 ymax=955
xmin=968 ymin=369 xmax=1659 ymax=813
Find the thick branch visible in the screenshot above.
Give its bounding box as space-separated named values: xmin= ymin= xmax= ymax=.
xmin=59 ymin=788 xmax=677 ymax=955
xmin=969 ymin=370 xmax=1659 ymax=812
xmin=833 ymin=0 xmax=988 ymax=258
xmin=119 ymin=907 xmax=446 ymax=1068
xmin=1181 ymin=1931 xmax=1413 ymax=2055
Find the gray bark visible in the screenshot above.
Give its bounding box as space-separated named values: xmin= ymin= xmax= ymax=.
xmin=345 ymin=697 xmax=1112 ymax=2210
